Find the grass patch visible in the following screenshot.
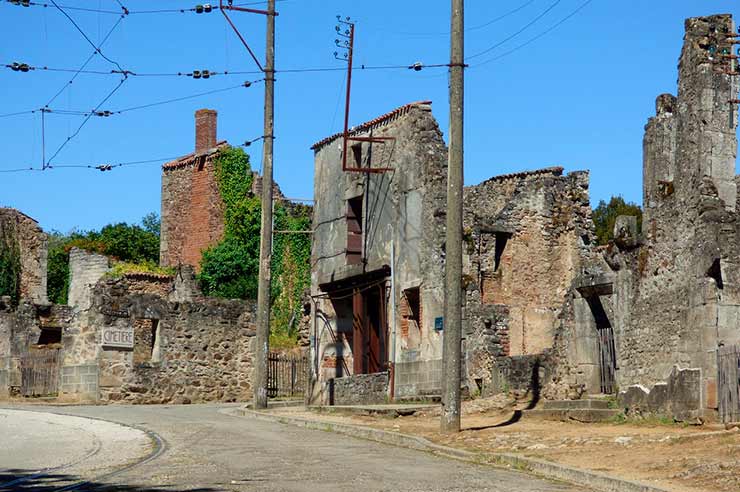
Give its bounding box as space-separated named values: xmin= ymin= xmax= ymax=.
xmin=107 ymin=261 xmax=175 ymax=278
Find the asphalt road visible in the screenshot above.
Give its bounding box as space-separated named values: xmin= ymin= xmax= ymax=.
xmin=0 ymin=404 xmax=592 ymax=492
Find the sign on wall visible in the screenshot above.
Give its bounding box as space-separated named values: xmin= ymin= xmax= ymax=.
xmin=434 ymin=317 xmax=444 ymax=332
xmin=101 ymin=325 xmax=134 ymax=349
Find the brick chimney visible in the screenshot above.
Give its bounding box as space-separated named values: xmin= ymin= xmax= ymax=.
xmin=195 ymin=109 xmax=217 ymax=153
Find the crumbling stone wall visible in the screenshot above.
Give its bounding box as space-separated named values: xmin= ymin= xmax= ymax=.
xmin=0 ymin=208 xmax=48 ymax=304
xmin=309 ymin=102 xmax=448 ymax=403
xmin=602 ymin=14 xmax=739 ymax=419
xmin=0 ymin=300 xmax=74 ymax=399
xmin=90 ymin=276 xmax=256 ymax=404
xmin=462 ymin=168 xmax=595 ymax=396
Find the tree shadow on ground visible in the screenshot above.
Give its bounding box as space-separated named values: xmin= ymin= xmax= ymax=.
xmin=464 ymin=360 xmax=543 ymax=432
xmin=0 ymin=470 xmax=222 ymax=492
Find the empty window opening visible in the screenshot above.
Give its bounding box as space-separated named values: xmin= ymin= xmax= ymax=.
xmin=36 ymin=327 xmax=62 ymax=346
xmin=351 ymin=143 xmax=363 ymax=168
xmin=346 ymin=196 xmax=364 ymax=265
xmin=707 ymin=259 xmax=724 ymax=290
xmin=134 ymin=319 xmax=160 ymax=364
xmin=401 ymin=287 xmax=422 ymax=349
xmin=150 ymin=320 xmax=161 ymax=362
xmin=494 ymin=232 xmax=511 ymax=272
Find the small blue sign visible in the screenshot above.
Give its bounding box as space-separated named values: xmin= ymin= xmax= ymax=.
xmin=434 ymin=316 xmax=444 ymax=331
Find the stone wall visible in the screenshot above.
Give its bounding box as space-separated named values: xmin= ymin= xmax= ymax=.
xmin=461 ymin=168 xmax=595 ymax=396
xmin=332 ymin=372 xmax=389 ymax=405
xmin=0 ymin=208 xmax=48 ymax=304
xmin=67 ymin=247 xmax=110 ymax=312
xmin=394 ymin=359 xmax=442 ymax=399
xmin=89 ymin=276 xmax=256 ymax=404
xmin=578 ymin=15 xmax=740 ymax=420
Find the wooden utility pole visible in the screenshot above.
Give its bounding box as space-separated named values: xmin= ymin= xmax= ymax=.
xmin=441 ymin=0 xmax=464 ymax=434
xmin=253 ymin=0 xmax=276 ymax=410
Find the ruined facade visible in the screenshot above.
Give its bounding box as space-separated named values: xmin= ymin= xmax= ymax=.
xmin=0 ymin=208 xmax=47 ymax=304
xmin=309 ymin=101 xmax=448 ymax=403
xmin=160 ymin=109 xmax=286 ymax=271
xmin=588 ymin=14 xmax=740 ymax=421
xmin=462 ymin=168 xmax=595 ymax=398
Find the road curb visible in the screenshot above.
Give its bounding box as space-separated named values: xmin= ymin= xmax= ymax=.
xmin=236 ymin=407 xmax=672 ymax=492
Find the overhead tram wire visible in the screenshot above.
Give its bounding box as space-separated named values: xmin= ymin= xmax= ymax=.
xmin=7 ymin=0 xmax=291 ymax=15
xmin=3 ymin=62 xmax=451 ymax=79
xmin=466 ymin=0 xmax=563 ymax=61
xmin=471 ymin=0 xmax=595 ymax=67
xmin=43 ymin=12 xmax=125 ymax=107
xmin=45 ymin=75 xmax=128 ymax=167
xmin=373 ymin=0 xmax=537 ymax=37
xmin=0 ymin=156 xmax=182 ymax=173
xmin=3 ymin=80 xmax=262 ymax=121
xmin=48 ymin=0 xmax=125 ymax=73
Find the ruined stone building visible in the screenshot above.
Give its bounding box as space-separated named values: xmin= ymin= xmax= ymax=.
xmin=586 ymin=14 xmax=740 ymax=422
xmin=462 ymin=168 xmax=595 ymax=400
xmin=307 ymin=102 xmax=595 ymax=405
xmin=160 ymin=109 xmax=283 ymax=270
xmin=0 ymin=229 xmax=256 ymax=403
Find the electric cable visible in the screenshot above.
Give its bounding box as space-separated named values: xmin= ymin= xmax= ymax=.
xmin=44 ymin=13 xmax=125 ymax=107
xmin=466 ymin=0 xmax=562 ymax=61
xmin=45 ymin=75 xmax=128 ymax=167
xmin=471 ymin=0 xmax=594 ymax=67
xmin=48 ymin=0 xmax=125 ymax=72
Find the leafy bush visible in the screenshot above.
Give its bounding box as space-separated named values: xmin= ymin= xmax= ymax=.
xmin=47 ymin=214 xmax=161 ymax=304
xmin=199 ymin=237 xmax=259 ymax=299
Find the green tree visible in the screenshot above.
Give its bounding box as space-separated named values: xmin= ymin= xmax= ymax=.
xmin=198 ymin=147 xmax=312 ymax=348
xmin=142 ymin=212 xmax=161 ymax=237
xmin=0 ymin=231 xmax=20 ymax=305
xmin=593 ymin=196 xmax=643 ymax=245
xmin=46 ymin=214 xmax=161 ymax=304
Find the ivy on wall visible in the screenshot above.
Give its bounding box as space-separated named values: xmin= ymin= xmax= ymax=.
xmin=0 ymin=229 xmax=21 ymax=305
xmin=200 ymin=147 xmax=312 ymax=347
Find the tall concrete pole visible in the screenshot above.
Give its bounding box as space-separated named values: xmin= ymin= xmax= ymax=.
xmin=253 ymin=0 xmax=276 ymax=410
xmin=441 ymin=0 xmax=464 ymax=434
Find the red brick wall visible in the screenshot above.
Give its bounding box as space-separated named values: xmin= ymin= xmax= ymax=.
xmin=160 ymin=156 xmax=224 ymax=271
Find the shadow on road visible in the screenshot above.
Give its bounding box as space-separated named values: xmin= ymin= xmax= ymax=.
xmin=0 ymin=470 xmax=220 ymax=492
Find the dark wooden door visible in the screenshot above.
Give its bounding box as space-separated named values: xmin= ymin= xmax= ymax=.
xmin=352 ymin=288 xmax=367 ymax=374
xmin=351 ymin=285 xmax=388 ymax=375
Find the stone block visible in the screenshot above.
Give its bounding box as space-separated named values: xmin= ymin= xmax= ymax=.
xmin=614 ymin=215 xmax=638 ymax=249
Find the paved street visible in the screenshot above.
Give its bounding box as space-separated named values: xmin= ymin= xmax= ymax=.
xmin=0 ymin=404 xmax=591 ymax=491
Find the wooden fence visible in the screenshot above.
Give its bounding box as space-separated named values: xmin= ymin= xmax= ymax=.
xmin=267 ymin=351 xmax=308 ymax=399
xmin=718 ymin=345 xmax=740 ymax=423
xmin=19 ymin=349 xmax=60 ymax=397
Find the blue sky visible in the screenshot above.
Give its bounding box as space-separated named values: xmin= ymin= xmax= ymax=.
xmin=1 ymin=0 xmax=738 ymax=232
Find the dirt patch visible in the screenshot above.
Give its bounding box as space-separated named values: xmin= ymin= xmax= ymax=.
xmin=274 ymin=398 xmax=740 ymax=492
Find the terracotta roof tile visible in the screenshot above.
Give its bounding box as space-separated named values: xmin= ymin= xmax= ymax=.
xmin=162 ymin=141 xmax=229 ymax=171
xmin=310 ymin=101 xmax=433 ymax=151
